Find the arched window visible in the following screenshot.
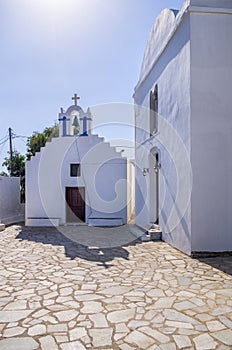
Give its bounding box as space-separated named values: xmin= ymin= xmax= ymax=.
xmin=150 ymin=84 xmax=158 ymax=136
xmin=70 ymin=110 xmax=80 ymax=135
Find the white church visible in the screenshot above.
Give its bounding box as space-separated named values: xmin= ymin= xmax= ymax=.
xmin=25 ymin=0 xmax=232 ymax=256
xmin=134 ymin=0 xmax=232 ymax=255
xmin=26 ymin=95 xmax=128 ymax=227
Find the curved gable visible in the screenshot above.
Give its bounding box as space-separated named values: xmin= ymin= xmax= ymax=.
xmin=137 ymin=1 xmax=190 ymax=88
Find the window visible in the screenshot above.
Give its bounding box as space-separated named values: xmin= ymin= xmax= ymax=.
xmin=150 ymin=84 xmax=158 ymax=136
xmin=70 ymin=164 xmax=81 ymax=177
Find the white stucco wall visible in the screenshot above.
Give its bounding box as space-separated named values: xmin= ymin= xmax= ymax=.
xmin=0 ymin=176 xmax=24 ymax=224
xmin=26 ymin=135 xmax=127 ymax=226
xmin=134 ymin=8 xmax=192 ymax=254
xmin=135 ymin=0 xmax=232 ymax=254
xmin=190 ymin=8 xmax=232 ymax=251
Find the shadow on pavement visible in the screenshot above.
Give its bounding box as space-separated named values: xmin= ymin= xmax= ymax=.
xmin=197 ymin=255 xmax=232 ymax=276
xmin=16 ymin=225 xmax=141 ymax=269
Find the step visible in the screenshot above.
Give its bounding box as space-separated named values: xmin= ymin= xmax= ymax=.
xmin=148 ymin=228 xmax=162 ymax=241
xmin=26 ymin=217 xmax=60 ymax=227
xmin=129 ymin=225 xmax=162 ymax=242
xmin=92 ymin=134 xmax=105 ymax=142
xmin=88 ymin=218 xmax=123 ymax=227
xmin=129 ymin=225 xmax=151 ymax=241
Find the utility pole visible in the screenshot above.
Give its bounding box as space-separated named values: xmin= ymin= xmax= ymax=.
xmin=8 ymin=127 xmax=13 ymax=176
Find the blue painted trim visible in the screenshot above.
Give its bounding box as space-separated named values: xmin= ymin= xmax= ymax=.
xmin=58 ymin=117 xmax=70 ymax=121
xmin=80 ymin=116 xmax=92 ymax=135
xmin=59 ymin=116 xmax=70 ymax=136
xmin=80 ymin=132 xmax=88 ymax=136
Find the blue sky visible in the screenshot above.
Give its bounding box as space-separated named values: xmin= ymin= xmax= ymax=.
xmin=0 ymin=0 xmax=184 ymax=169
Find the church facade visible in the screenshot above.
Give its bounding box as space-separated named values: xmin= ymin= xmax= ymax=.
xmin=134 ymin=0 xmax=232 ymax=254
xmin=26 ymin=96 xmax=127 ymax=227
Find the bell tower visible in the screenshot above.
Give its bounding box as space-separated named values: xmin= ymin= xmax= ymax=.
xmin=58 ymin=94 xmax=93 ymax=137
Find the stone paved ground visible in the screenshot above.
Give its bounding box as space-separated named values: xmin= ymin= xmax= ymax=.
xmin=0 ymin=224 xmax=232 ymax=350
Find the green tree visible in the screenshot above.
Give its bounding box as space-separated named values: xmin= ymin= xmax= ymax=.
xmin=2 ymin=150 xmax=25 ymax=177
xmin=0 ymin=171 xmax=8 ymax=176
xmin=26 ymin=123 xmax=59 ymax=160
xmin=1 ymin=150 xmax=25 ymax=202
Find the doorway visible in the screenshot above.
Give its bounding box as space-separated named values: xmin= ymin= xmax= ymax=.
xmin=149 ymin=149 xmax=160 ymax=225
xmin=66 ymin=187 xmax=85 ymax=222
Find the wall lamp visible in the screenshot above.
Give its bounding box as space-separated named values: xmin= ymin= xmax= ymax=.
xmin=143 ymin=168 xmax=149 ymax=176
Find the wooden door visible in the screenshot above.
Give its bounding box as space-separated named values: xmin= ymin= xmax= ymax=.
xmin=66 ymin=187 xmax=85 ymax=222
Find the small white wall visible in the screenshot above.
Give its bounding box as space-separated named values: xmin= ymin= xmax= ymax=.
xmin=190 ymin=9 xmax=232 ymax=251
xmin=0 ymin=176 xmax=24 ymax=224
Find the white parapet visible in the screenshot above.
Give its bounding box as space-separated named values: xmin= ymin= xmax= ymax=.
xmin=0 ymin=176 xmax=24 ymax=225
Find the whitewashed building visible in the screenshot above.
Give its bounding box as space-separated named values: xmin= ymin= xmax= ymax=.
xmin=134 ymin=0 xmax=232 ymax=254
xmin=26 ymin=96 xmax=127 ymax=227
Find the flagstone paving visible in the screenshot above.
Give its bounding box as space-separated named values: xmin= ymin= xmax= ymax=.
xmin=0 ymin=224 xmax=232 ymax=349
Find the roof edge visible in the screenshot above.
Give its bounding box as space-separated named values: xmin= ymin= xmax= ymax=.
xmin=134 ymin=0 xmax=232 ymax=97
xmin=134 ymin=1 xmax=190 ymax=95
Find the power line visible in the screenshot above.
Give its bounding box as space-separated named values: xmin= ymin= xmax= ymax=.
xmin=11 ymin=129 xmax=28 ymax=139
xmin=18 ymin=137 xmax=27 ymax=144
xmin=1 ymin=129 xmax=29 ymax=144
xmin=0 ymin=138 xmax=8 ymax=158
xmin=13 ymin=135 xmax=28 ymax=139
xmin=9 ymin=128 xmax=13 ymax=176
xmin=11 ymin=129 xmax=29 ymax=138
xmin=0 ymin=132 xmax=8 ymax=142
xmin=0 ymin=128 xmax=28 ymax=174
xmin=10 ymin=130 xmax=28 ymax=150
xmin=0 ymin=138 xmax=8 ymax=146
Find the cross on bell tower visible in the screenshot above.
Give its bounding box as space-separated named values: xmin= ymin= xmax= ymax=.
xmin=72 ymin=93 xmax=80 ymax=105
